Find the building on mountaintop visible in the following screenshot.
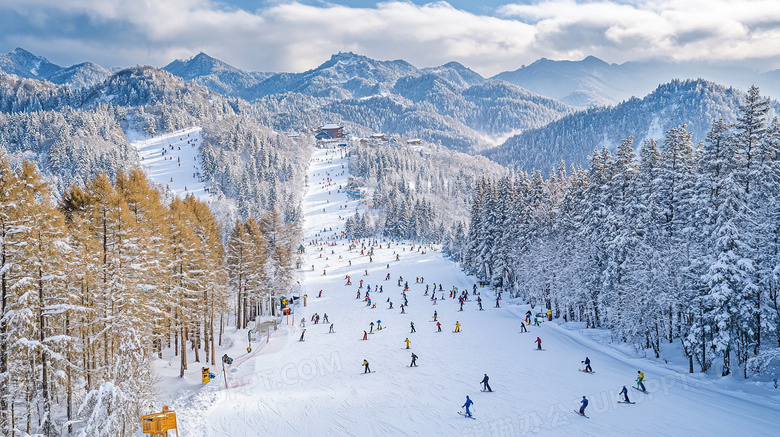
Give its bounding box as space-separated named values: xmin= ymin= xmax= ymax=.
xmin=319 ymin=123 xmax=344 ymax=138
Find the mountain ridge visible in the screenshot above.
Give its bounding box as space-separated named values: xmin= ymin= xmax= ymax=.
xmin=482 ymin=78 xmax=780 ymax=172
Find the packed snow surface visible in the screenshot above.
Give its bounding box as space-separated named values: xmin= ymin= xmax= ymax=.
xmin=131 ymin=127 xmax=211 ymax=202
xmin=155 ymin=146 xmax=780 ymax=436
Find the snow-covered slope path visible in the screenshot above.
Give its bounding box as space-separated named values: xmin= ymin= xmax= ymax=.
xmin=131 ymin=126 xmax=210 ymax=202
xmin=168 ymin=145 xmax=780 ymax=437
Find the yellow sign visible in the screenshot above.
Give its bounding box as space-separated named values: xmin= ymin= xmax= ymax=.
xmin=202 ymin=367 xmax=210 ymax=384
xmin=141 ymin=407 xmax=178 ymax=437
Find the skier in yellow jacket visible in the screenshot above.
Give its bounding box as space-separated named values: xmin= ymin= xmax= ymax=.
xmin=636 ymin=371 xmax=646 ymax=391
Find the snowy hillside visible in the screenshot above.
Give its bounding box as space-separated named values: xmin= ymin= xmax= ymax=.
xmin=158 ymin=145 xmax=780 ymax=436
xmin=483 ymin=79 xmax=779 ymax=172
xmin=130 ymin=126 xmax=211 ymax=202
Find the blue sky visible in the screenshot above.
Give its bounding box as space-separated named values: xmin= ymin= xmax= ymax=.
xmin=0 ymin=0 xmax=777 ymax=76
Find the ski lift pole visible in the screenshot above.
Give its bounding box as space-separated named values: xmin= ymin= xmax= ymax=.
xmin=223 ymin=361 xmax=228 ymax=389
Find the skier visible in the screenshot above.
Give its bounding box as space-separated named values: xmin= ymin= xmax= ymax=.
xmin=377 ymin=320 xmax=382 ymax=330
xmin=459 ymin=301 xmax=464 ymax=311
xmin=619 ymin=385 xmax=631 ymax=403
xmin=410 ymin=353 xmax=418 ymax=367
xmin=300 ymin=318 xmax=306 ymax=328
xmin=363 ymin=359 xmax=371 ymax=373
xmin=369 ymin=321 xmax=374 ymax=333
xmin=356 ymin=290 xmax=361 ymax=299
xmin=462 ymin=396 xmax=474 ymax=417
xmin=400 ymin=304 xmax=405 ymax=314
xmin=495 ymin=297 xmax=500 ymax=308
xmin=323 ymin=313 xmax=329 ymax=323
xmin=478 ymin=298 xmax=483 ymax=311
xmin=318 ymin=290 xmax=322 ymax=298
xmin=388 ymin=301 xmax=394 ymax=309
xmin=405 ymin=338 xmax=411 ymax=349
xmin=481 ymin=374 xmax=492 ymax=392
xmin=363 ymin=330 xmax=368 ymax=340
xmin=410 ymin=321 xmax=416 ymax=333
xmin=535 ymin=337 xmax=542 ymax=350
xmin=299 ymin=329 xmax=306 ymax=342
xmin=454 ymin=321 xmax=461 ymax=333
xmin=436 ymin=321 xmax=442 ymax=332
xmin=433 ymin=311 xmax=438 ymax=321
xmin=636 ymin=371 xmax=646 ymax=391
xmin=520 ymin=322 xmax=527 ymax=332
xmin=579 ymin=396 xmax=588 ymax=416
xmin=582 ymin=357 xmax=592 ymax=372
xmin=329 ymin=324 xmax=334 ymax=333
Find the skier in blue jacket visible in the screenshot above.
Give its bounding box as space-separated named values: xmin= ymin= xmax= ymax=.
xmin=579 ymin=396 xmax=588 ymax=415
xmin=619 ymin=386 xmax=630 ymax=403
xmin=462 ymin=396 xmax=474 ymax=417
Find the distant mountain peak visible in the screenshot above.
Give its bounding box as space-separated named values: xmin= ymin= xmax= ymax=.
xmin=8 ymin=47 xmax=52 ymax=65
xmin=332 ymin=51 xmax=359 ymax=60
xmin=581 ymin=55 xmax=607 ymax=64
xmin=11 ymin=47 xmax=38 ymax=57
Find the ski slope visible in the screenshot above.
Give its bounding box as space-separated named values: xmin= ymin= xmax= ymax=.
xmin=161 ymin=145 xmax=780 ymax=436
xmin=130 ymin=127 xmax=211 ymax=202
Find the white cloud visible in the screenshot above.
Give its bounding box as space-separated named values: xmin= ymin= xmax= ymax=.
xmin=0 ymin=0 xmax=778 ymax=75
xmin=499 ymin=0 xmax=780 ymax=66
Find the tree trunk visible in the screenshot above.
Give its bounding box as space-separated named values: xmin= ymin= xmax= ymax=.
xmin=179 ymin=327 xmax=187 ymax=377
xmin=193 ymin=326 xmax=200 ymax=363
xmin=0 ymin=227 xmax=7 ymax=434
xmin=210 ymin=309 xmax=216 ymax=366
xmin=66 ymin=313 xmax=73 ymax=435
xmin=39 ymin=268 xmax=51 ymax=436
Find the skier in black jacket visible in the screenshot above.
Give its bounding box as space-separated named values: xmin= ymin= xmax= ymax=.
xmin=481 ymin=374 xmax=492 ymax=392
xmin=582 ymin=357 xmax=592 ymax=372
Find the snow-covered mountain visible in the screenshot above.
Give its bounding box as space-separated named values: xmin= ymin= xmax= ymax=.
xmin=493 ymin=56 xmax=643 ymax=107
xmin=248 ymin=51 xmax=419 ymax=99
xmin=0 ymin=65 xmax=310 ymax=223
xmin=162 ymin=52 xmax=272 ymax=99
xmin=0 ymin=47 xmax=109 ymax=87
xmin=493 ymin=55 xmax=780 ymax=108
xmin=161 ymin=51 xmax=575 ymax=151
xmin=482 ymin=79 xmax=780 ymax=172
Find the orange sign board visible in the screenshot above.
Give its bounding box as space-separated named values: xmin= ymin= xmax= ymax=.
xmin=141 ymin=410 xmax=178 ymax=436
